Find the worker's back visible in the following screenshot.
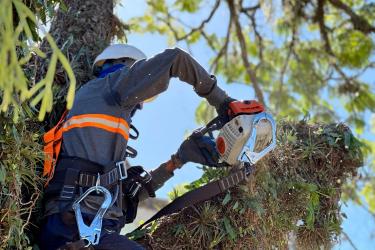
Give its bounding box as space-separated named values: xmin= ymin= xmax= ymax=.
xmin=61 ymin=68 xmax=134 ymax=167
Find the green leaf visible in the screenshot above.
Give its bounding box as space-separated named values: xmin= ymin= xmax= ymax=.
xmin=361 ymin=183 xmax=375 ymax=213
xmin=310 ymin=192 xmax=320 ymax=209
xmin=59 ymin=0 xmax=68 ymax=12
xmin=0 ymin=165 xmax=6 ymax=185
xmin=126 ymin=228 xmax=147 ymax=240
xmin=222 ymin=192 xmax=231 ymax=205
xmin=295 ymin=182 xmax=318 ymax=192
xmin=195 ymin=100 xmax=216 ymax=125
xmin=187 ymin=31 xmax=201 ymax=44
xmin=175 ymin=0 xmax=201 ymax=12
xmin=344 ymin=131 xmax=351 ymax=150
xmin=232 ymin=201 xmax=239 ymax=210
xmin=152 ymin=0 xmax=167 ymax=12
xmin=150 ymin=220 xmax=158 ymax=233
xmin=223 ymin=217 xmax=237 ymax=240
xmin=173 ymin=224 xmax=185 ymax=236
xmin=168 ymin=183 xmax=188 ymax=201
xmin=335 ymin=30 xmax=373 ymax=68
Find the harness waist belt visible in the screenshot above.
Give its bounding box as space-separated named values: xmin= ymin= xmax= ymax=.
xmin=78 ymin=161 xmax=127 ymax=187
xmin=44 ymin=156 xmax=127 ymax=201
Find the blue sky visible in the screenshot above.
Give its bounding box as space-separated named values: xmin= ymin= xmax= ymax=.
xmin=116 ymin=1 xmax=375 ymax=249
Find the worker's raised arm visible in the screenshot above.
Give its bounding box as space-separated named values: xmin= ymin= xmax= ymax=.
xmin=112 ymin=47 xmax=229 ymax=109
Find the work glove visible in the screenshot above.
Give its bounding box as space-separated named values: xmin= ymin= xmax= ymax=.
xmin=177 ymin=129 xmax=220 ymax=167
xmin=217 ymin=97 xmax=237 ymax=125
xmin=122 ymin=166 xmax=155 ymax=199
xmin=121 ymin=166 xmax=155 ymax=224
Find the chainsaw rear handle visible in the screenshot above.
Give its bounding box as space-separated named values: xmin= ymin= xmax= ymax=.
xmin=199 ymin=116 xmax=223 ymax=136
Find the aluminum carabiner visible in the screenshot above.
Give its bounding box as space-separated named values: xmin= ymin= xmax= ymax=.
xmin=72 ymin=185 xmax=112 ymax=246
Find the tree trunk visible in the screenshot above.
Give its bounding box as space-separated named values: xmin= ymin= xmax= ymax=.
xmin=39 ymin=0 xmax=114 ymax=85
xmin=34 ymin=0 xmax=127 ymax=125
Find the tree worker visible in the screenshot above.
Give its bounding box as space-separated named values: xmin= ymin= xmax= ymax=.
xmin=39 ymin=44 xmax=236 ymax=249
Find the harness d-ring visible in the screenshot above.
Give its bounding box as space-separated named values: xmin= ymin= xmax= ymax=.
xmin=72 ymin=185 xmax=112 ymax=246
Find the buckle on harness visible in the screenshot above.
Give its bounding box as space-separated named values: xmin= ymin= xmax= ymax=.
xmin=140 ymin=169 xmax=152 ymax=183
xmin=116 ymin=161 xmax=127 ymax=180
xmin=72 ymin=185 xmax=112 ymax=246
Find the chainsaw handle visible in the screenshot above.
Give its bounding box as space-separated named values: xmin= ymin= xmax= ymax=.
xmin=199 ymin=116 xmax=225 ymax=136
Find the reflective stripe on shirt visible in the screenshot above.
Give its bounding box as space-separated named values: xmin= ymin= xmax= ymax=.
xmin=62 ymin=114 xmax=129 ymax=141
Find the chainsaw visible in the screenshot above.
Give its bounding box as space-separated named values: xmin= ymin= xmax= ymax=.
xmin=201 ymin=100 xmax=277 ymax=170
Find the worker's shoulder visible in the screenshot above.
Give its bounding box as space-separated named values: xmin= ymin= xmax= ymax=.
xmin=76 ymin=78 xmax=103 ymax=96
xmin=80 ymin=70 xmax=123 ymax=91
xmin=161 ymin=46 xmax=187 ymax=55
xmin=74 ymin=77 xmax=109 ymax=102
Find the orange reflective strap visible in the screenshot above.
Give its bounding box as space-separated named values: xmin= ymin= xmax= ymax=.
xmin=62 ymin=114 xmax=130 ymax=141
xmin=66 ymin=114 xmax=129 ymax=128
xmin=43 ymin=111 xmax=67 ymax=184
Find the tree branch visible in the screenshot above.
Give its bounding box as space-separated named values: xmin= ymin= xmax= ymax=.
xmin=315 ymin=0 xmax=334 ymax=55
xmin=276 ymin=26 xmax=297 ymax=110
xmin=158 ymin=14 xmax=180 ymax=41
xmin=342 ymin=231 xmax=359 ymax=250
xmin=328 ymin=0 xmax=375 ymax=34
xmin=241 ymin=4 xmax=260 ymax=13
xmin=176 ymin=0 xmax=220 ymax=41
xmin=201 ymin=31 xmax=216 ymax=50
xmin=240 ymin=2 xmax=263 ymax=71
xmin=210 ymin=14 xmax=232 ymax=73
xmin=315 ymin=0 xmax=354 ymax=87
xmin=227 ymin=0 xmax=265 ymax=105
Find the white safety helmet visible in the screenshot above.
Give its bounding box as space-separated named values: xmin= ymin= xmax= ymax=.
xmin=93 ymin=44 xmax=147 ymax=67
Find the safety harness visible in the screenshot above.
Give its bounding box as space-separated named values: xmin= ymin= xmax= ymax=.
xmin=43 ymin=109 xmax=155 ymax=223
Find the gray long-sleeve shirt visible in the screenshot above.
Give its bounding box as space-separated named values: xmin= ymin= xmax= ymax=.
xmin=45 ymin=47 xmax=229 ymax=219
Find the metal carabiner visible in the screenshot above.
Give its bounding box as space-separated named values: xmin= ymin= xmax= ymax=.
xmin=72 ymin=185 xmax=112 ymax=246
xmin=243 ymin=112 xmax=277 ymax=165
